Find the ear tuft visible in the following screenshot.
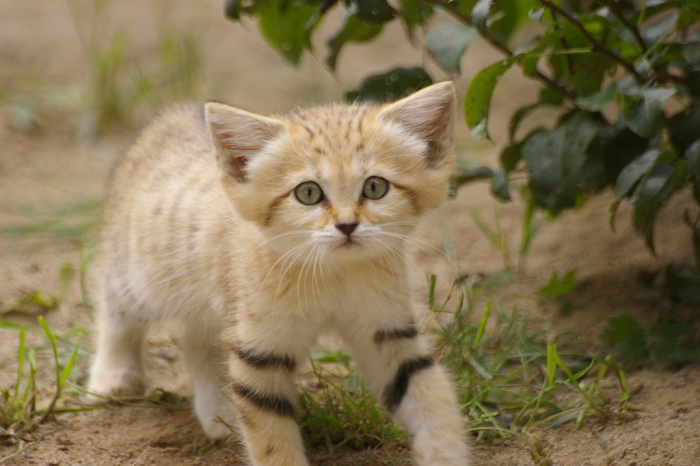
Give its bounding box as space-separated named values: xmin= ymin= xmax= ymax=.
xmin=377 ymin=82 xmax=456 ymax=168
xmin=205 ymin=102 xmax=285 ymax=182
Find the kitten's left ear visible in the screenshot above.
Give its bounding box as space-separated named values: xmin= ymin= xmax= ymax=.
xmin=205 ymin=102 xmax=286 ymax=182
xmin=377 ymin=81 xmax=456 ymax=168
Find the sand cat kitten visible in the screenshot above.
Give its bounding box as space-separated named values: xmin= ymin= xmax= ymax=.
xmin=88 ymin=82 xmax=469 ymax=465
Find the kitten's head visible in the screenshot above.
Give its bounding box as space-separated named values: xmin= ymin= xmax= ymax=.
xmin=205 ymin=82 xmax=456 ymax=264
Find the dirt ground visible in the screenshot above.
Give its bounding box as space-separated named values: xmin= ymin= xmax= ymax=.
xmin=1 ymin=1 xmax=699 ymax=465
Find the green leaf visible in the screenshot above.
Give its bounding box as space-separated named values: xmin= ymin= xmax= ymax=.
xmin=542 ymin=18 xmax=617 ymax=96
xmin=631 ymin=164 xmax=681 ymax=253
xmin=575 ymin=83 xmax=617 ymax=111
xmin=327 ymin=12 xmax=383 ymax=70
xmin=508 ymin=103 xmax=541 ymax=142
xmin=464 ymin=56 xmax=519 ymax=140
xmin=345 ymin=67 xmax=432 ymax=103
xmin=685 ymin=211 xmax=700 ymax=274
xmin=600 ymin=315 xmax=647 ymax=366
xmin=355 ymin=0 xmax=397 ymax=24
xmin=539 ymin=269 xmax=577 ymax=299
xmin=685 ymin=139 xmax=700 ymax=177
xmin=425 ymin=23 xmax=476 ymax=75
xmin=669 ymin=103 xmax=700 ymax=155
xmin=539 ymin=87 xmax=563 ymax=106
xmin=257 ymin=3 xmax=317 ymax=65
xmin=224 ymin=0 xmax=242 ymax=20
xmin=620 ymin=85 xmax=677 ymax=139
xmin=666 ymin=268 xmax=700 ymax=306
xmin=491 ymin=169 xmax=510 ymax=201
xmin=613 ymin=149 xmax=662 ymax=201
xmin=521 ymin=112 xmax=597 ymax=214
xmin=595 ymin=120 xmax=650 ymax=185
xmin=471 ymin=0 xmax=493 ymax=36
xmin=650 ymin=313 xmax=697 ymax=367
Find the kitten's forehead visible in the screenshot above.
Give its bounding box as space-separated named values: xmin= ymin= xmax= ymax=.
xmin=282 ymin=104 xmax=376 ymax=158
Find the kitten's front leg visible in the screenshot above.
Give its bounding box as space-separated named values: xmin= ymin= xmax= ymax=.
xmin=226 ymin=337 xmax=309 ymax=465
xmin=341 ymin=321 xmax=470 ymax=466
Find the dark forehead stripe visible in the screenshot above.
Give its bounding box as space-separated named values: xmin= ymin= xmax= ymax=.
xmin=383 ymin=355 xmax=435 ymax=412
xmin=231 ymin=383 xmax=296 ymax=419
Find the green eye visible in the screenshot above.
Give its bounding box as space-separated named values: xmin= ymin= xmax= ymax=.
xmin=362 ymin=177 xmax=389 ymax=200
xmin=294 ymin=181 xmax=324 ymax=205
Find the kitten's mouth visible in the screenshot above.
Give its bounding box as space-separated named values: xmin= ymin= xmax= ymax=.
xmin=337 ymin=238 xmax=359 ymax=250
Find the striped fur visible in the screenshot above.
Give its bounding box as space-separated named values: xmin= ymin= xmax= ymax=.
xmin=88 ymin=83 xmax=469 ymax=465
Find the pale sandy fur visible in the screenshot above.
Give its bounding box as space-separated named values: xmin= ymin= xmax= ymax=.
xmin=88 ymin=82 xmax=470 ymax=465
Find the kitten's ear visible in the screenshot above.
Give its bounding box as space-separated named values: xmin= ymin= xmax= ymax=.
xmin=205 ymin=102 xmax=286 ymax=182
xmin=377 ymin=82 xmax=456 ymax=167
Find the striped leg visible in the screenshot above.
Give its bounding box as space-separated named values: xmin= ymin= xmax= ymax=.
xmin=226 ymin=344 xmax=309 ymax=466
xmin=342 ymin=323 xmax=470 ymax=466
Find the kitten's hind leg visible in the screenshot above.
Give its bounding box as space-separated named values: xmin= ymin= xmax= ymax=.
xmin=87 ymin=288 xmax=148 ymax=401
xmin=182 ymin=326 xmax=238 ymax=440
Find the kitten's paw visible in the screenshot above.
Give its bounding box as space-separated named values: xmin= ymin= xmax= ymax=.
xmin=200 ymin=416 xmax=237 ymax=441
xmin=86 ymin=368 xmax=147 ymax=404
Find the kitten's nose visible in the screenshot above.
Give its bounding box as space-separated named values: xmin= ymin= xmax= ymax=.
xmin=336 ymin=222 xmax=358 ymax=237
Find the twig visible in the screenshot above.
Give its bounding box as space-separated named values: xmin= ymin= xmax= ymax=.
xmin=537 ymin=0 xmax=646 ymax=83
xmin=432 ymin=0 xmax=576 ymax=101
xmin=600 ymin=0 xmax=647 ymax=52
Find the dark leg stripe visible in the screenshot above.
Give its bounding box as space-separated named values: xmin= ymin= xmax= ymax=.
xmin=373 ymin=327 xmax=418 ymax=345
xmin=234 ymin=347 xmax=296 ymax=372
xmin=383 ymin=356 xmax=435 ymax=412
xmin=231 ymin=383 xmax=296 ymax=419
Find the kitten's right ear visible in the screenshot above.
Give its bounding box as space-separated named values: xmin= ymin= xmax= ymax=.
xmin=205 ymin=102 xmax=286 ymax=182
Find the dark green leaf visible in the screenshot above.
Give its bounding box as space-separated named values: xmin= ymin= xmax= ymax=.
xmin=650 ymin=313 xmax=697 ymax=367
xmin=669 ymin=103 xmax=700 ymax=154
xmin=539 ymin=87 xmax=563 ymax=106
xmin=258 ymin=3 xmax=317 ymax=65
xmin=685 ymin=211 xmax=700 ymax=274
xmin=355 ymin=0 xmax=397 ymax=24
xmin=631 ymin=164 xmax=681 ymax=253
xmin=614 ymin=149 xmax=662 ymax=201
xmin=500 ymin=141 xmax=523 ymax=173
xmin=225 ymin=0 xmax=242 ymax=20
xmin=677 ymin=4 xmax=700 ymax=29
xmin=542 ymin=18 xmax=617 ymax=96
xmin=425 ymin=23 xmax=476 ymax=75
xmin=620 ymin=85 xmax=677 ymax=138
xmin=596 ymin=120 xmax=650 ymax=185
xmin=667 ymin=268 xmax=700 ymax=305
xmin=491 ymin=169 xmax=510 ymax=200
xmin=521 ymin=112 xmax=597 ymax=214
xmin=464 ymin=56 xmax=519 ymax=140
xmin=508 ymin=103 xmax=541 ymax=142
xmin=327 ymin=12 xmax=383 ymax=70
xmin=345 ymin=67 xmax=432 ymax=103
xmin=685 ymin=139 xmax=700 ymax=177
xmin=642 ymin=12 xmax=679 ymax=42
xmin=540 ymin=269 xmax=577 ymax=299
xmin=396 ymin=0 xmax=429 ymax=36
xmin=600 ymin=315 xmax=647 ymax=366
xmin=575 ymin=83 xmax=617 ymax=111
xmin=471 ymin=0 xmax=492 ymax=35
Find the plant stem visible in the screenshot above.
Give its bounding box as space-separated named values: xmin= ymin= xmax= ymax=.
xmin=537 ymin=0 xmax=646 ymax=83
xmin=431 ymin=0 xmax=576 ymax=101
xmin=599 ymin=0 xmax=647 ymax=52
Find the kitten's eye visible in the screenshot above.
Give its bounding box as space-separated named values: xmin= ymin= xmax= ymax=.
xmin=294 ymin=181 xmax=324 ymax=205
xmin=362 ymin=177 xmax=389 ymax=200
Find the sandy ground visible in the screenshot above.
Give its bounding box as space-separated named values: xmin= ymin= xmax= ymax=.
xmin=1 ymin=1 xmax=699 ymax=465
